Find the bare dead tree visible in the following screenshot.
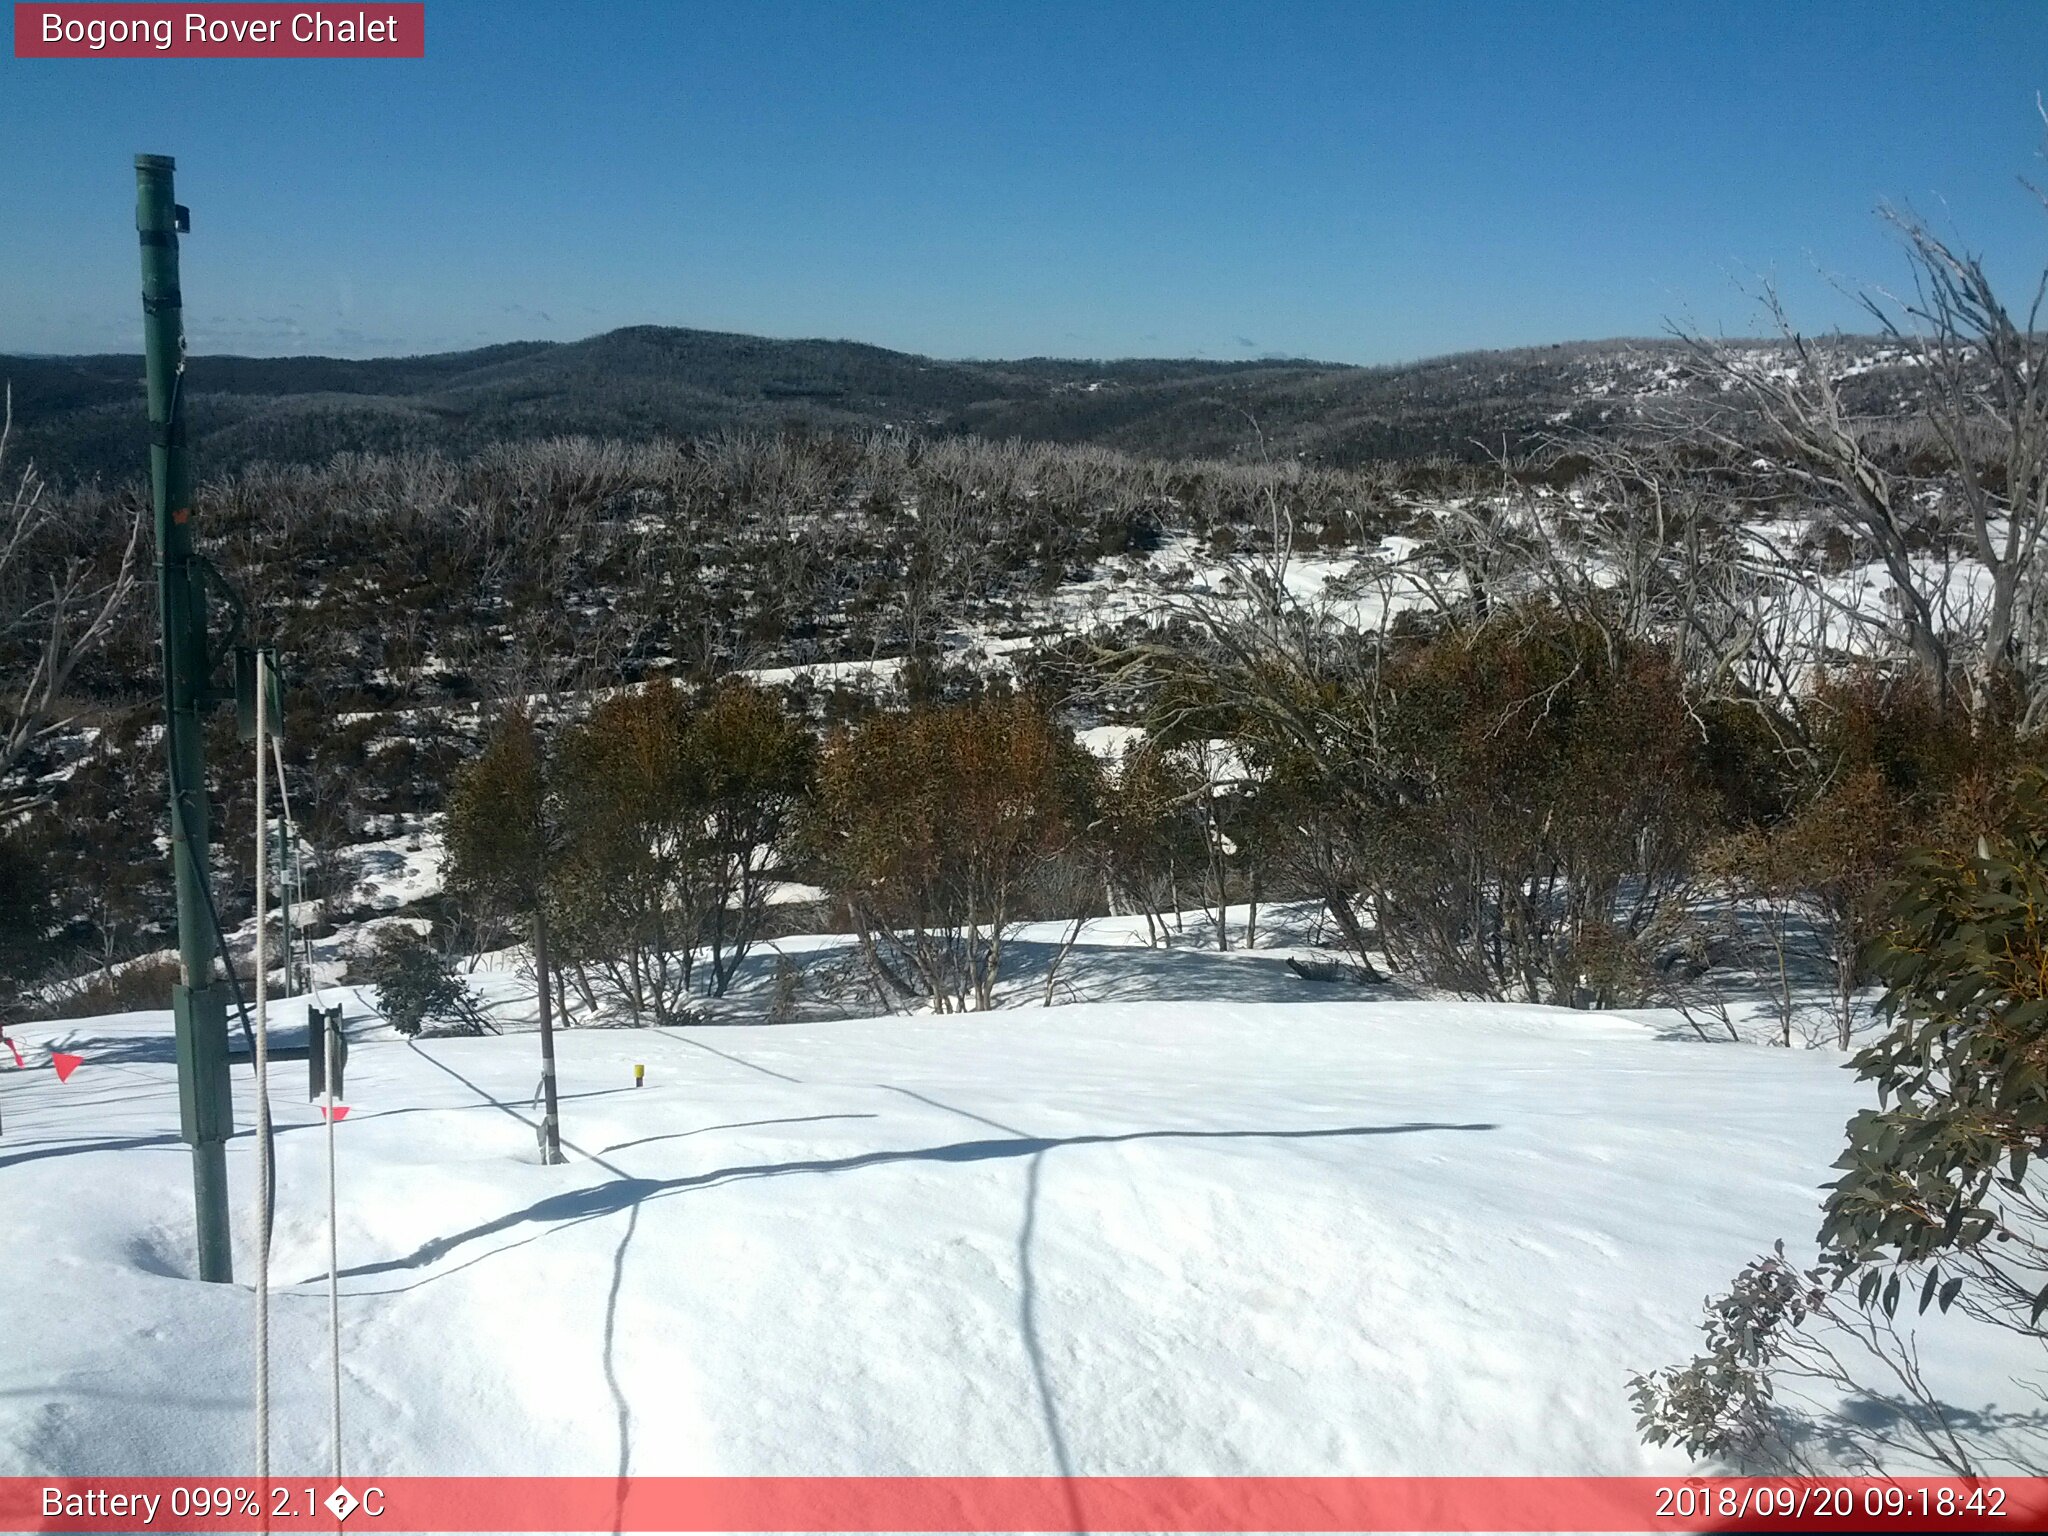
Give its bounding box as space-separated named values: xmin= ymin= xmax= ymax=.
xmin=1434 ymin=439 xmax=1841 ymax=766
xmin=1865 ymin=205 xmax=2048 ymax=721
xmin=1673 ymin=194 xmax=2048 ymax=723
xmin=0 ymin=388 xmax=143 ymax=792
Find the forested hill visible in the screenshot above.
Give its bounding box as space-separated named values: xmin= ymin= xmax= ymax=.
xmin=1 ymin=325 xmax=1705 ymax=482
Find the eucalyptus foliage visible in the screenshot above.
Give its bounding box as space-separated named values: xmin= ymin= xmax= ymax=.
xmin=1631 ymin=770 xmax=2048 ymax=1475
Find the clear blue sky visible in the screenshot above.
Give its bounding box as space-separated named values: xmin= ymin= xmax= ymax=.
xmin=2 ymin=0 xmax=2044 ymax=362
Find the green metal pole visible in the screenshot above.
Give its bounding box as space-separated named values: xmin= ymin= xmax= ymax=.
xmin=138 ymin=154 xmax=234 ymax=1284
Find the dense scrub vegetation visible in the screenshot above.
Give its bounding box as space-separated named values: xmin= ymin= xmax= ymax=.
xmin=0 ymin=426 xmax=1423 ymax=1007
xmin=2 ymin=372 xmax=2041 ymax=1030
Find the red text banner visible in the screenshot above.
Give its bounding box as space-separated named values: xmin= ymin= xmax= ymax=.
xmin=14 ymin=4 xmax=424 ymax=58
xmin=4 ymin=1476 xmax=2048 ymax=1533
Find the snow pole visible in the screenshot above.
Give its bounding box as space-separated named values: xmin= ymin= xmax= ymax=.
xmin=534 ymin=906 xmax=564 ymax=1164
xmin=138 ymin=153 xmax=236 ymax=1285
xmin=265 ymin=717 xmax=296 ymax=996
xmin=276 ymin=807 xmax=293 ymax=998
xmin=269 ymin=730 xmax=313 ymax=997
xmin=324 ymin=1011 xmax=343 ymax=1478
xmin=252 ymin=649 xmax=273 ymax=1484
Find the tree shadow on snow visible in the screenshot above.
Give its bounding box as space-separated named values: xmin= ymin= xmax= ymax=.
xmin=20 ymin=1006 xmax=383 ymax=1067
xmin=877 ymin=1086 xmax=1083 ymax=1500
xmin=0 ymin=1130 xmax=184 ymax=1171
xmin=599 ymin=1114 xmax=875 ymax=1157
xmin=602 ymin=1197 xmax=643 ymax=1535
xmin=310 ymin=1119 xmax=1496 ymax=1292
xmin=1723 ymin=1394 xmax=2048 ymax=1487
xmin=689 ymin=903 xmax=1422 ymax=1023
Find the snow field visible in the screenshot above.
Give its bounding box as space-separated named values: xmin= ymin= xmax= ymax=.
xmin=10 ymin=972 xmax=2018 ymax=1482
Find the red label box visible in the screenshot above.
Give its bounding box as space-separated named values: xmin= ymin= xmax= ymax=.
xmin=14 ymin=3 xmax=424 ymax=58
xmin=5 ymin=1477 xmax=2048 ymax=1533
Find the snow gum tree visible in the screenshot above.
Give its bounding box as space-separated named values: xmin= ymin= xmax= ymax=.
xmin=810 ymin=694 xmax=1099 ymax=1012
xmin=1096 ymin=740 xmax=1204 ymax=947
xmin=690 ymin=680 xmax=814 ymax=997
xmin=550 ymin=678 xmax=812 ymax=1018
xmin=1132 ymin=590 xmax=1719 ymax=1005
xmin=1363 ymin=610 xmax=1715 ymax=1005
xmin=1702 ymin=673 xmax=2035 ymax=1045
xmin=444 ymin=708 xmax=566 ymax=1163
xmin=552 ymin=680 xmax=702 ymax=1024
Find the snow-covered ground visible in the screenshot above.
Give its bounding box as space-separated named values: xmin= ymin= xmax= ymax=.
xmin=2 ymin=920 xmax=2030 ymax=1482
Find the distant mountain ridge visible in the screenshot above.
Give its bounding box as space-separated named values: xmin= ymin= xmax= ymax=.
xmin=0 ymin=324 xmax=1833 ymax=483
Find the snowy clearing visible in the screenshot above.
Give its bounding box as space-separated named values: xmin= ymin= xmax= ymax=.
xmin=3 ymin=939 xmax=2027 ymax=1480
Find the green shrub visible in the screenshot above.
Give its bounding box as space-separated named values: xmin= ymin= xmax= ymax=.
xmin=363 ymin=928 xmax=491 ymax=1037
xmin=1631 ymin=769 xmax=2048 ymax=1476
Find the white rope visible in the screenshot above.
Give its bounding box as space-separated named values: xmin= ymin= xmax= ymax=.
xmin=252 ymin=651 xmax=274 ymax=1487
xmin=260 ymin=666 xmax=342 ymax=1477
xmin=266 ymin=732 xmax=292 ymax=999
xmin=267 ymin=732 xmax=327 ymax=1009
xmin=324 ymin=1006 xmax=342 ymax=1479
xmin=267 ymin=733 xmax=305 ymax=1003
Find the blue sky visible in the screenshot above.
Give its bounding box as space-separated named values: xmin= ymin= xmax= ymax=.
xmin=2 ymin=0 xmax=2044 ymax=362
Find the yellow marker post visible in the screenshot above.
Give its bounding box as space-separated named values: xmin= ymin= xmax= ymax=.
xmin=634 ymin=1063 xmax=645 ymax=1089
